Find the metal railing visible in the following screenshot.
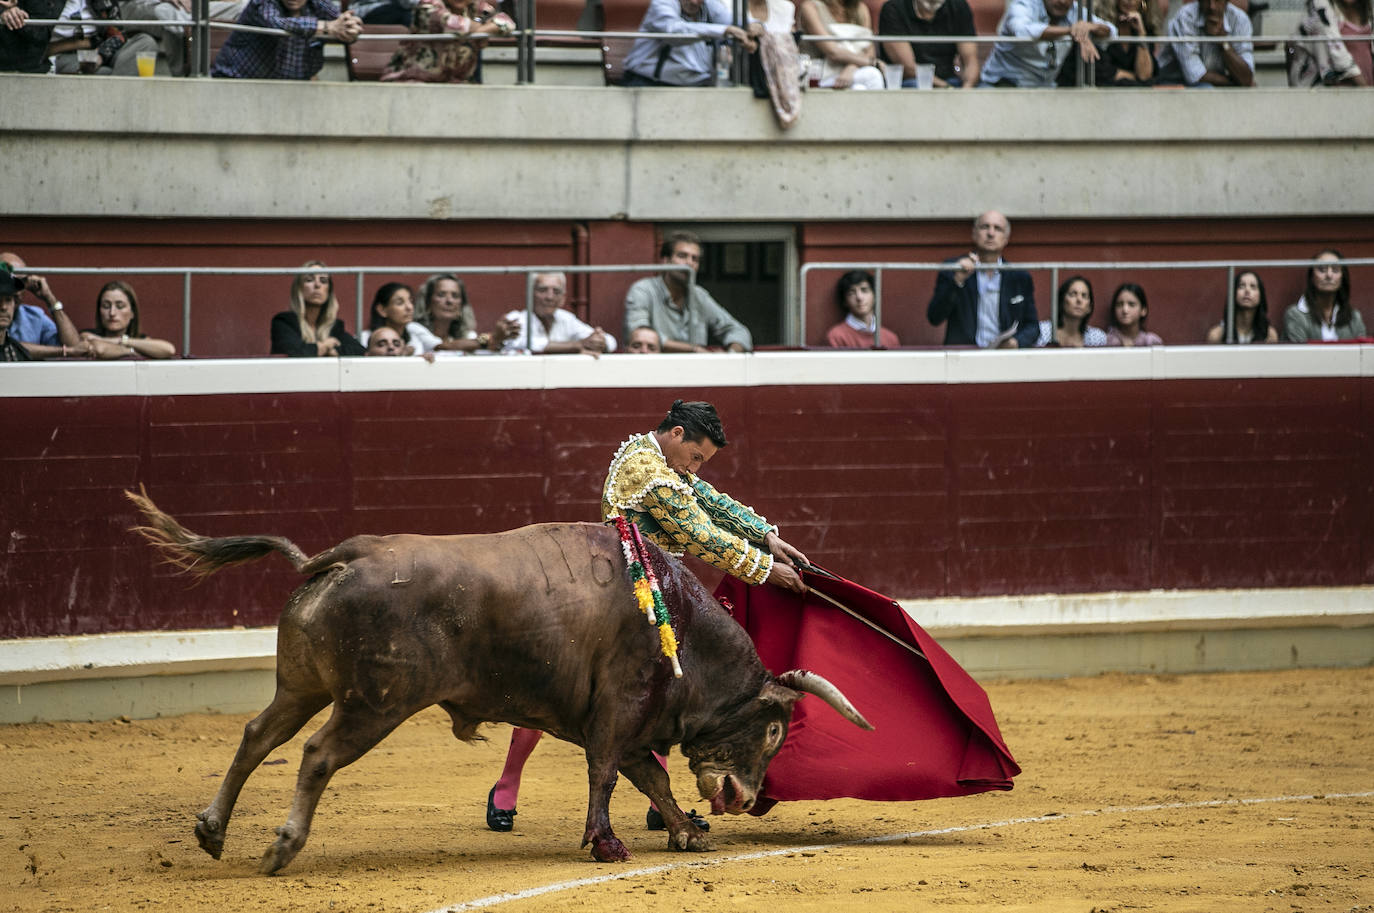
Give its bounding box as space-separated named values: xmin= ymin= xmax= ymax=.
xmin=799 ymin=257 xmax=1374 ymax=348
xmin=19 ymin=263 xmax=692 ymax=356
xmin=21 ymin=12 xmax=1293 ymax=83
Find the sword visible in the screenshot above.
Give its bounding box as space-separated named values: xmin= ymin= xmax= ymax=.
xmin=791 ymin=561 xmax=929 ymax=662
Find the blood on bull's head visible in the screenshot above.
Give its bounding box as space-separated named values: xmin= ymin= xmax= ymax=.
xmin=681 ymin=670 xmax=873 ymax=816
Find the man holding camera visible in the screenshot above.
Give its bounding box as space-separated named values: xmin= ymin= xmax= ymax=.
xmin=1 ymin=252 xmax=85 ymax=358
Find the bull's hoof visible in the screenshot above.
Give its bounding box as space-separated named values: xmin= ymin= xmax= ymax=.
xmin=589 ymin=835 xmax=631 ymax=863
xmin=258 ymin=825 xmax=302 ymax=875
xmin=194 ymin=812 xmax=225 ymax=860
xmin=667 ymin=829 xmax=715 ymax=853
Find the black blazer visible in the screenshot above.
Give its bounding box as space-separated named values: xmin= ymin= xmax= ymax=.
xmin=926 ymin=258 xmax=1039 ymax=349
xmin=270 ymin=312 xmax=366 ymax=357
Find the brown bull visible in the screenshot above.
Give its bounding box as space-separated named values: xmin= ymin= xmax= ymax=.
xmin=127 ymin=489 xmax=872 ymax=874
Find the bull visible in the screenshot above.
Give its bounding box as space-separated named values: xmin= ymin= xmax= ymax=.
xmin=127 ymin=489 xmax=872 ymax=874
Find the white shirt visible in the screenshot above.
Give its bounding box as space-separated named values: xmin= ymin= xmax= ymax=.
xmin=500 ymin=308 xmax=617 ymax=354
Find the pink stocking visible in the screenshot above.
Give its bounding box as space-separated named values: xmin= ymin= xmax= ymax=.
xmin=491 ymin=727 xmax=543 ymax=809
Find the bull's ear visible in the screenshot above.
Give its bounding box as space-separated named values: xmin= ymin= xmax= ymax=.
xmin=758 ymin=679 xmax=803 ymax=710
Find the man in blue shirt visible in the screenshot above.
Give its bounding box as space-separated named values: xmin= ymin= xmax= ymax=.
xmin=979 ymin=0 xmax=1115 ymax=87
xmin=1157 ymin=0 xmax=1254 ymax=87
xmin=621 ymin=0 xmax=761 ymax=86
xmin=212 ymin=0 xmax=361 ymax=79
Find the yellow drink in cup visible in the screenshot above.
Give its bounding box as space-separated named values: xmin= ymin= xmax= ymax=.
xmin=136 ymin=51 xmax=156 ymax=77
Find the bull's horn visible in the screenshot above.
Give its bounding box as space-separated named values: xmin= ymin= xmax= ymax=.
xmin=776 ymin=670 xmax=875 ymax=730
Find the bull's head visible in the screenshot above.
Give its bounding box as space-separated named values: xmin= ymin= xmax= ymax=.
xmin=681 ymin=670 xmax=873 ymax=816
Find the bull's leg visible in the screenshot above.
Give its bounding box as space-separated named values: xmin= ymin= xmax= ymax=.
xmin=580 ymin=755 xmax=629 ymax=863
xmin=196 ymin=689 xmax=330 ymax=860
xmin=258 ymin=703 xmax=404 ymax=875
xmin=619 ymin=753 xmax=714 ymax=853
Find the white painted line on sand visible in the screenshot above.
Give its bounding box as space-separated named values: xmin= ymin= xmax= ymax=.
xmin=425 ymin=790 xmax=1374 ymax=912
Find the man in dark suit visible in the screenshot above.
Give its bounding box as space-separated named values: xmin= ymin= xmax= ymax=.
xmin=926 ymin=210 xmax=1039 ymax=349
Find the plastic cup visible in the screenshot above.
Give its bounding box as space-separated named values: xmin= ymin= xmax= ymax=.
xmin=883 ymin=62 xmax=903 ymax=90
xmin=916 ymin=63 xmax=935 ymax=90
xmin=136 ymin=51 xmax=156 ymax=77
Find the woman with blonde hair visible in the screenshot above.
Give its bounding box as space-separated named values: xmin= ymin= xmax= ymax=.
xmin=269 ymin=261 xmax=365 ymax=357
xmin=81 ymin=280 xmax=177 ymax=359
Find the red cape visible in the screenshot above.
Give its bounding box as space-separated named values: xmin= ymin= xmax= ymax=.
xmin=713 ymin=570 xmax=1020 ymax=815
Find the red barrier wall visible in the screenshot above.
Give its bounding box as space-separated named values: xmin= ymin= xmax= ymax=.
xmin=4 ymin=375 xmax=1371 ymax=639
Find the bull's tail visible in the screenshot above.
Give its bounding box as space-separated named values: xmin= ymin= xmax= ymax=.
xmin=125 ymin=485 xmax=312 ymax=580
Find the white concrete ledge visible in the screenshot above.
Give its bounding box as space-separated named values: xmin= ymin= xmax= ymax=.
xmin=907 ymin=586 xmax=1374 ymax=638
xmin=3 ymin=78 xmax=1371 ymax=220
xmin=1 ymin=346 xmax=1370 ymax=398
xmin=0 ymin=628 xmax=277 ymax=687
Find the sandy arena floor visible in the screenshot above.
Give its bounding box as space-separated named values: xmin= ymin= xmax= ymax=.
xmin=3 ymin=666 xmax=1371 ymax=913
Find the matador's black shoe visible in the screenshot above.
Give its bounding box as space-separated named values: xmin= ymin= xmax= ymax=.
xmin=486 ymin=786 xmax=516 ymax=832
xmin=646 ymin=806 xmax=710 ymax=831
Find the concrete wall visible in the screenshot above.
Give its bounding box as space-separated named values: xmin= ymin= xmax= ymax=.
xmin=2 ymin=77 xmax=1371 ymax=222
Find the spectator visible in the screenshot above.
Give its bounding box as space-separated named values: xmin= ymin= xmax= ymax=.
xmin=1156 ymin=0 xmax=1253 ymax=86
xmin=621 ymin=0 xmax=762 ymax=87
xmin=211 ymin=0 xmax=361 ymax=79
xmin=625 ymin=326 xmax=663 ymax=353
xmin=44 ymin=0 xmax=165 ymax=75
xmin=415 ymin=273 xmax=517 ymax=355
xmin=381 ymin=0 xmax=514 ymax=83
xmin=501 ymin=272 xmax=616 ymax=356
xmin=1037 ymin=274 xmax=1107 ymax=347
xmin=112 ymin=0 xmax=249 ymax=77
xmin=0 ymin=254 xmax=85 ymax=357
xmin=1104 ymin=282 xmax=1162 ymax=346
xmin=1289 ymin=0 xmax=1372 ymax=87
xmin=878 ymin=0 xmax=980 ymax=88
xmin=0 ymin=0 xmax=62 ymax=72
xmin=0 ymin=253 xmax=81 ymax=352
xmin=269 ymin=261 xmax=366 ymax=357
xmin=0 ymin=271 xmax=32 ymax=361
xmin=1205 ymin=270 xmax=1278 ymax=343
xmin=365 ymin=325 xmax=406 ymax=355
xmin=927 ymin=210 xmax=1038 ymax=349
xmin=1057 ymin=0 xmax=1156 ymax=84
xmin=799 ymin=0 xmax=885 ymax=88
xmin=624 ymin=231 xmax=753 ymax=352
xmin=80 ymin=280 xmax=177 ymax=359
xmin=361 ymin=282 xmax=440 ymax=356
xmin=1282 ymin=249 xmax=1368 ymax=342
xmin=980 ymin=0 xmax=1116 ymax=87
xmin=825 ymin=269 xmax=899 ymax=348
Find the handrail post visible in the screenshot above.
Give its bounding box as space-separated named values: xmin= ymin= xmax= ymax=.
xmin=193 ymin=0 xmax=210 ymax=76
xmin=182 ymin=270 xmax=192 ymax=356
xmin=798 ymin=263 xmax=810 ymax=346
xmin=524 ymin=270 xmax=535 ymax=351
xmin=355 ymin=270 xmax=365 ymax=337
xmin=1224 ymin=264 xmax=1236 ymax=343
xmin=517 ymin=0 xmax=535 ymax=84
xmin=872 ymin=267 xmax=883 ymax=350
xmin=1050 ymin=266 xmax=1059 ymax=332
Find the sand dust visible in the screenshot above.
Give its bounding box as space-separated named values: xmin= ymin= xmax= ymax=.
xmin=3 ymin=666 xmax=1371 ymax=913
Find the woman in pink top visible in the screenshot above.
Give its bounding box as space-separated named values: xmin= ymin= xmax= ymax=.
xmin=825 ymin=270 xmax=900 ymax=349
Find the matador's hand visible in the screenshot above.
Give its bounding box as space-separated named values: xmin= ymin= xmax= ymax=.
xmin=764 ymin=531 xmax=809 ymax=569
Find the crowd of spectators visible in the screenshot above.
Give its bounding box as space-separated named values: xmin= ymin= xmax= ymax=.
xmin=5 ymin=0 xmax=1370 ymax=88
xmin=1 ymin=219 xmax=1369 ymax=363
